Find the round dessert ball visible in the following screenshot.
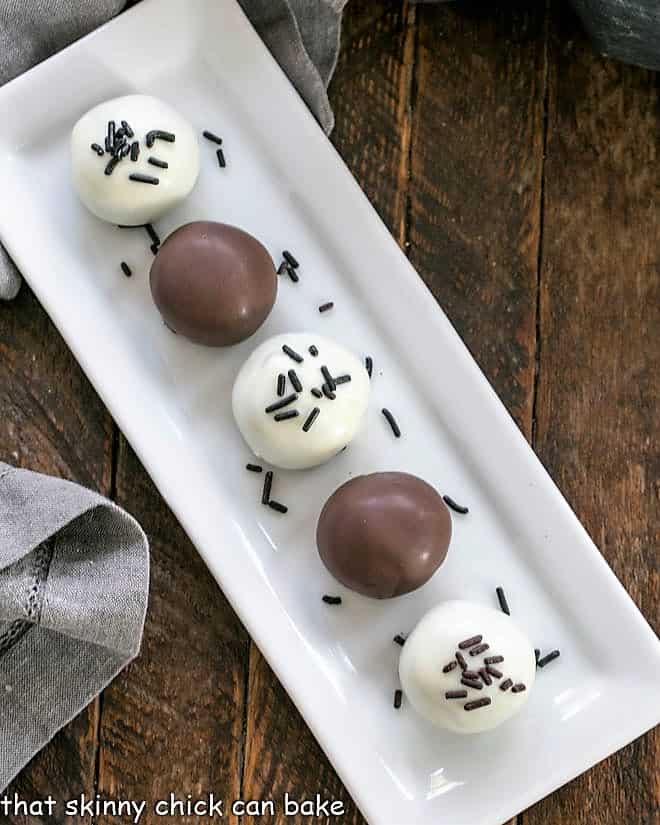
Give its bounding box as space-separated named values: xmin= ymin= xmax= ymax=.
xmin=150 ymin=222 xmax=277 ymax=346
xmin=71 ymin=94 xmax=200 ymax=226
xmin=232 ymin=333 xmax=369 ymax=470
xmin=317 ymin=472 xmax=451 ymax=598
xmin=399 ymin=600 xmax=536 ymax=734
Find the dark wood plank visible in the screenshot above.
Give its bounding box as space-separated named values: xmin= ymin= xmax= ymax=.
xmin=0 ymin=285 xmax=113 ymax=823
xmin=95 ymin=437 xmax=250 ymax=825
xmin=410 ymin=0 xmax=547 ymax=437
xmin=525 ymin=4 xmax=659 ymax=824
xmin=240 ymin=3 xmax=416 ymax=822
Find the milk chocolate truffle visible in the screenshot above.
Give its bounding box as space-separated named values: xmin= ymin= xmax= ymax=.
xmin=150 ymin=221 xmax=277 ymax=346
xmin=316 ymin=472 xmax=451 ymax=599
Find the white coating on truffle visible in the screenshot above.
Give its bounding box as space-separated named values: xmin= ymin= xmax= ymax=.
xmin=399 ymin=600 xmax=536 ymax=734
xmin=232 ymin=333 xmax=370 ymax=470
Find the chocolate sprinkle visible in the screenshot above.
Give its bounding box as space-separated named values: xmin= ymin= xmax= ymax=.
xmin=382 ymin=408 xmax=401 ymax=438
xmin=288 ymin=370 xmax=303 ymax=392
xmin=285 ymin=264 xmax=299 ymax=283
xmin=334 ymin=374 xmax=351 ymax=385
xmin=246 ymin=463 xmax=263 ymax=473
xmin=455 ymin=651 xmax=467 ymax=671
xmin=266 ymin=394 xmax=298 ymax=414
xmin=535 ymin=648 xmax=540 ymax=664
xmin=365 ymin=356 xmax=373 ymax=378
xmin=462 ymin=670 xmax=481 ymax=680
xmin=309 ymin=345 xmax=319 ymax=357
xmin=445 ymin=690 xmax=468 ymax=700
xmin=464 ymin=697 xmax=491 ymax=712
xmin=145 ymin=224 xmax=160 ymax=246
xmin=511 ymin=683 xmax=527 ymax=693
xmin=460 ymin=677 xmax=483 ymax=690
xmin=302 ymin=407 xmax=320 ymax=432
xmin=203 ymin=130 xmax=223 ymax=144
xmin=277 ymin=373 xmax=286 ymax=397
xmin=261 ymin=471 xmax=273 ymax=505
xmin=148 ymin=156 xmax=169 ymax=169
xmin=443 ymin=495 xmax=469 ymax=514
xmin=121 ymin=120 xmax=134 ymax=138
xmin=500 ymin=678 xmax=513 ymax=691
xmin=393 ymin=635 xmax=406 ymax=647
xmin=282 ymin=344 xmax=303 ymax=363
xmin=484 ymin=655 xmax=504 ymax=665
xmin=216 ymin=148 xmax=226 ymax=168
xmin=321 ymin=366 xmax=335 ymax=391
xmin=311 ymin=388 xmax=323 ymax=399
xmin=104 ymin=157 xmax=119 ymax=176
xmin=322 ymin=384 xmax=336 ymax=400
xmin=130 ymin=141 xmax=139 ymax=161
xmin=150 ymin=243 xmax=159 ymax=256
xmin=107 ymin=120 xmax=115 ymax=145
xmin=277 ymin=261 xmax=288 ymax=276
xmin=469 ymin=643 xmax=490 ymax=656
xmin=282 ymin=250 xmax=299 ymax=269
xmin=105 ymin=134 xmax=111 ymax=153
xmin=486 ymin=666 xmax=503 ymax=678
xmin=129 ymin=173 xmax=159 ymax=185
xmin=146 ymin=129 xmax=175 ymax=147
xmin=91 ymin=142 xmax=104 ymax=156
xmin=496 ymin=586 xmax=510 ymax=615
xmin=318 ymin=302 xmax=334 ymax=313
xmin=537 ymin=650 xmax=561 ymax=668
xmin=442 ymin=661 xmax=458 ymax=673
xmin=322 ymin=595 xmax=342 ymax=605
xmin=393 ymin=689 xmax=403 ymax=709
xmin=274 ymin=409 xmax=299 ymax=422
xmin=479 ymin=668 xmax=493 ymax=686
xmin=120 ymin=261 xmax=132 ymax=278
xmin=268 ymin=500 xmax=288 ymax=514
xmin=458 ymin=635 xmax=483 ymax=650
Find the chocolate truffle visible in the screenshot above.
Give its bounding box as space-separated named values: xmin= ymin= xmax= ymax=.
xmin=316 ymin=472 xmax=451 ymax=599
xmin=150 ymin=221 xmax=277 ymax=346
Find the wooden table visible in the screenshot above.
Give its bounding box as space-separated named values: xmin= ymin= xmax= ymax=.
xmin=2 ymin=2 xmax=657 ymax=823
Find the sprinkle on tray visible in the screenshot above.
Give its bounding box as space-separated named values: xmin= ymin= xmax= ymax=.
xmin=486 ymin=666 xmax=502 ymax=678
xmin=322 ymin=384 xmax=336 ymax=400
xmin=537 ymin=650 xmax=561 ymax=668
xmin=265 ymin=393 xmax=298 ymax=414
xmin=458 ymin=635 xmax=483 ymax=650
xmin=462 ymin=670 xmax=480 ymax=680
xmin=91 ymin=142 xmax=104 ymax=156
xmin=261 ymin=471 xmax=273 ymax=505
xmin=318 ymin=302 xmax=334 ymax=313
xmin=381 ymin=408 xmax=401 ymax=438
xmin=511 ymin=683 xmax=527 ymax=693
xmin=302 ymin=407 xmax=320 ymax=432
xmin=273 ymin=409 xmax=299 ymax=422
xmin=308 ymin=345 xmax=319 ymax=357
xmin=203 ymin=130 xmax=223 ymax=145
xmin=148 ymin=156 xmax=169 ymax=169
xmin=145 ymin=224 xmax=160 ymax=247
xmin=442 ymin=661 xmax=457 ymax=673
xmin=445 ymin=690 xmax=468 ymax=700
xmin=535 ymin=648 xmax=540 ymax=664
xmin=104 ymin=157 xmax=120 ymax=176
xmin=393 ymin=634 xmax=407 ymax=647
xmin=146 ymin=129 xmax=175 ymax=147
xmin=499 ymin=678 xmax=513 ymax=691
xmin=129 ymin=173 xmax=159 ymax=185
xmin=130 ymin=141 xmax=140 ymax=161
xmin=150 ymin=243 xmax=159 ymax=256
xmin=496 ymin=586 xmax=510 ymax=616
xmin=216 ymin=148 xmax=226 ymax=168
xmin=393 ymin=689 xmax=403 ymax=709
xmin=321 ymin=366 xmax=336 ymax=391
xmin=322 ymin=595 xmax=342 ymax=605
xmin=479 ymin=668 xmax=492 ymax=686
xmin=120 ymin=261 xmax=132 ymax=278
xmin=282 ymin=344 xmax=303 ymax=363
xmin=334 ymin=374 xmax=351 ymax=385
xmin=277 ymin=261 xmax=288 ymax=276
xmin=443 ymin=495 xmax=469 ymax=514
xmin=455 ymin=651 xmax=468 ymax=670
xmin=285 ymin=264 xmax=299 ymax=283
xmin=121 ymin=120 xmax=134 ymax=138
xmin=277 ymin=373 xmax=286 ymax=397
xmin=469 ymin=643 xmax=489 ymax=656
xmin=365 ymin=356 xmax=373 ymax=378
xmin=288 ymin=370 xmax=303 ymax=393
xmin=246 ymin=463 xmax=263 ymax=473
xmin=268 ymin=500 xmax=288 ymax=514
xmin=311 ymin=387 xmax=323 ymax=399
xmin=283 ymin=250 xmax=299 ymax=269
xmin=460 ymin=677 xmax=483 ymax=690
xmin=484 ymin=655 xmax=504 ymax=665
xmin=464 ymin=697 xmax=491 ymax=712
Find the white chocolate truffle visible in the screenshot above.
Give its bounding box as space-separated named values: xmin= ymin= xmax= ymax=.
xmin=232 ymin=333 xmax=370 ymax=470
xmin=71 ymin=95 xmax=200 ymax=226
xmin=399 ymin=600 xmax=536 ymax=734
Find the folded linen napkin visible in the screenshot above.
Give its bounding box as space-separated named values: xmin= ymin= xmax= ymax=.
xmin=0 ymin=463 xmax=149 ymax=791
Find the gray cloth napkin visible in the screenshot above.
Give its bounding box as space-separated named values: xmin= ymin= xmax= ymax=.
xmin=0 ymin=463 xmax=149 ymax=791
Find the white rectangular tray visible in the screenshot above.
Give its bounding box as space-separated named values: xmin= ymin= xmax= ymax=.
xmin=0 ymin=1 xmax=658 ymax=823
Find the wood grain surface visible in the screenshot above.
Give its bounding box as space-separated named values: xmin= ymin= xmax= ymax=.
xmin=1 ymin=1 xmax=657 ymax=823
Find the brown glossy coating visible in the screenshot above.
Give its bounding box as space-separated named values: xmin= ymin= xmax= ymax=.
xmin=316 ymin=472 xmax=452 ymax=599
xmin=150 ymin=221 xmax=277 ymax=346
